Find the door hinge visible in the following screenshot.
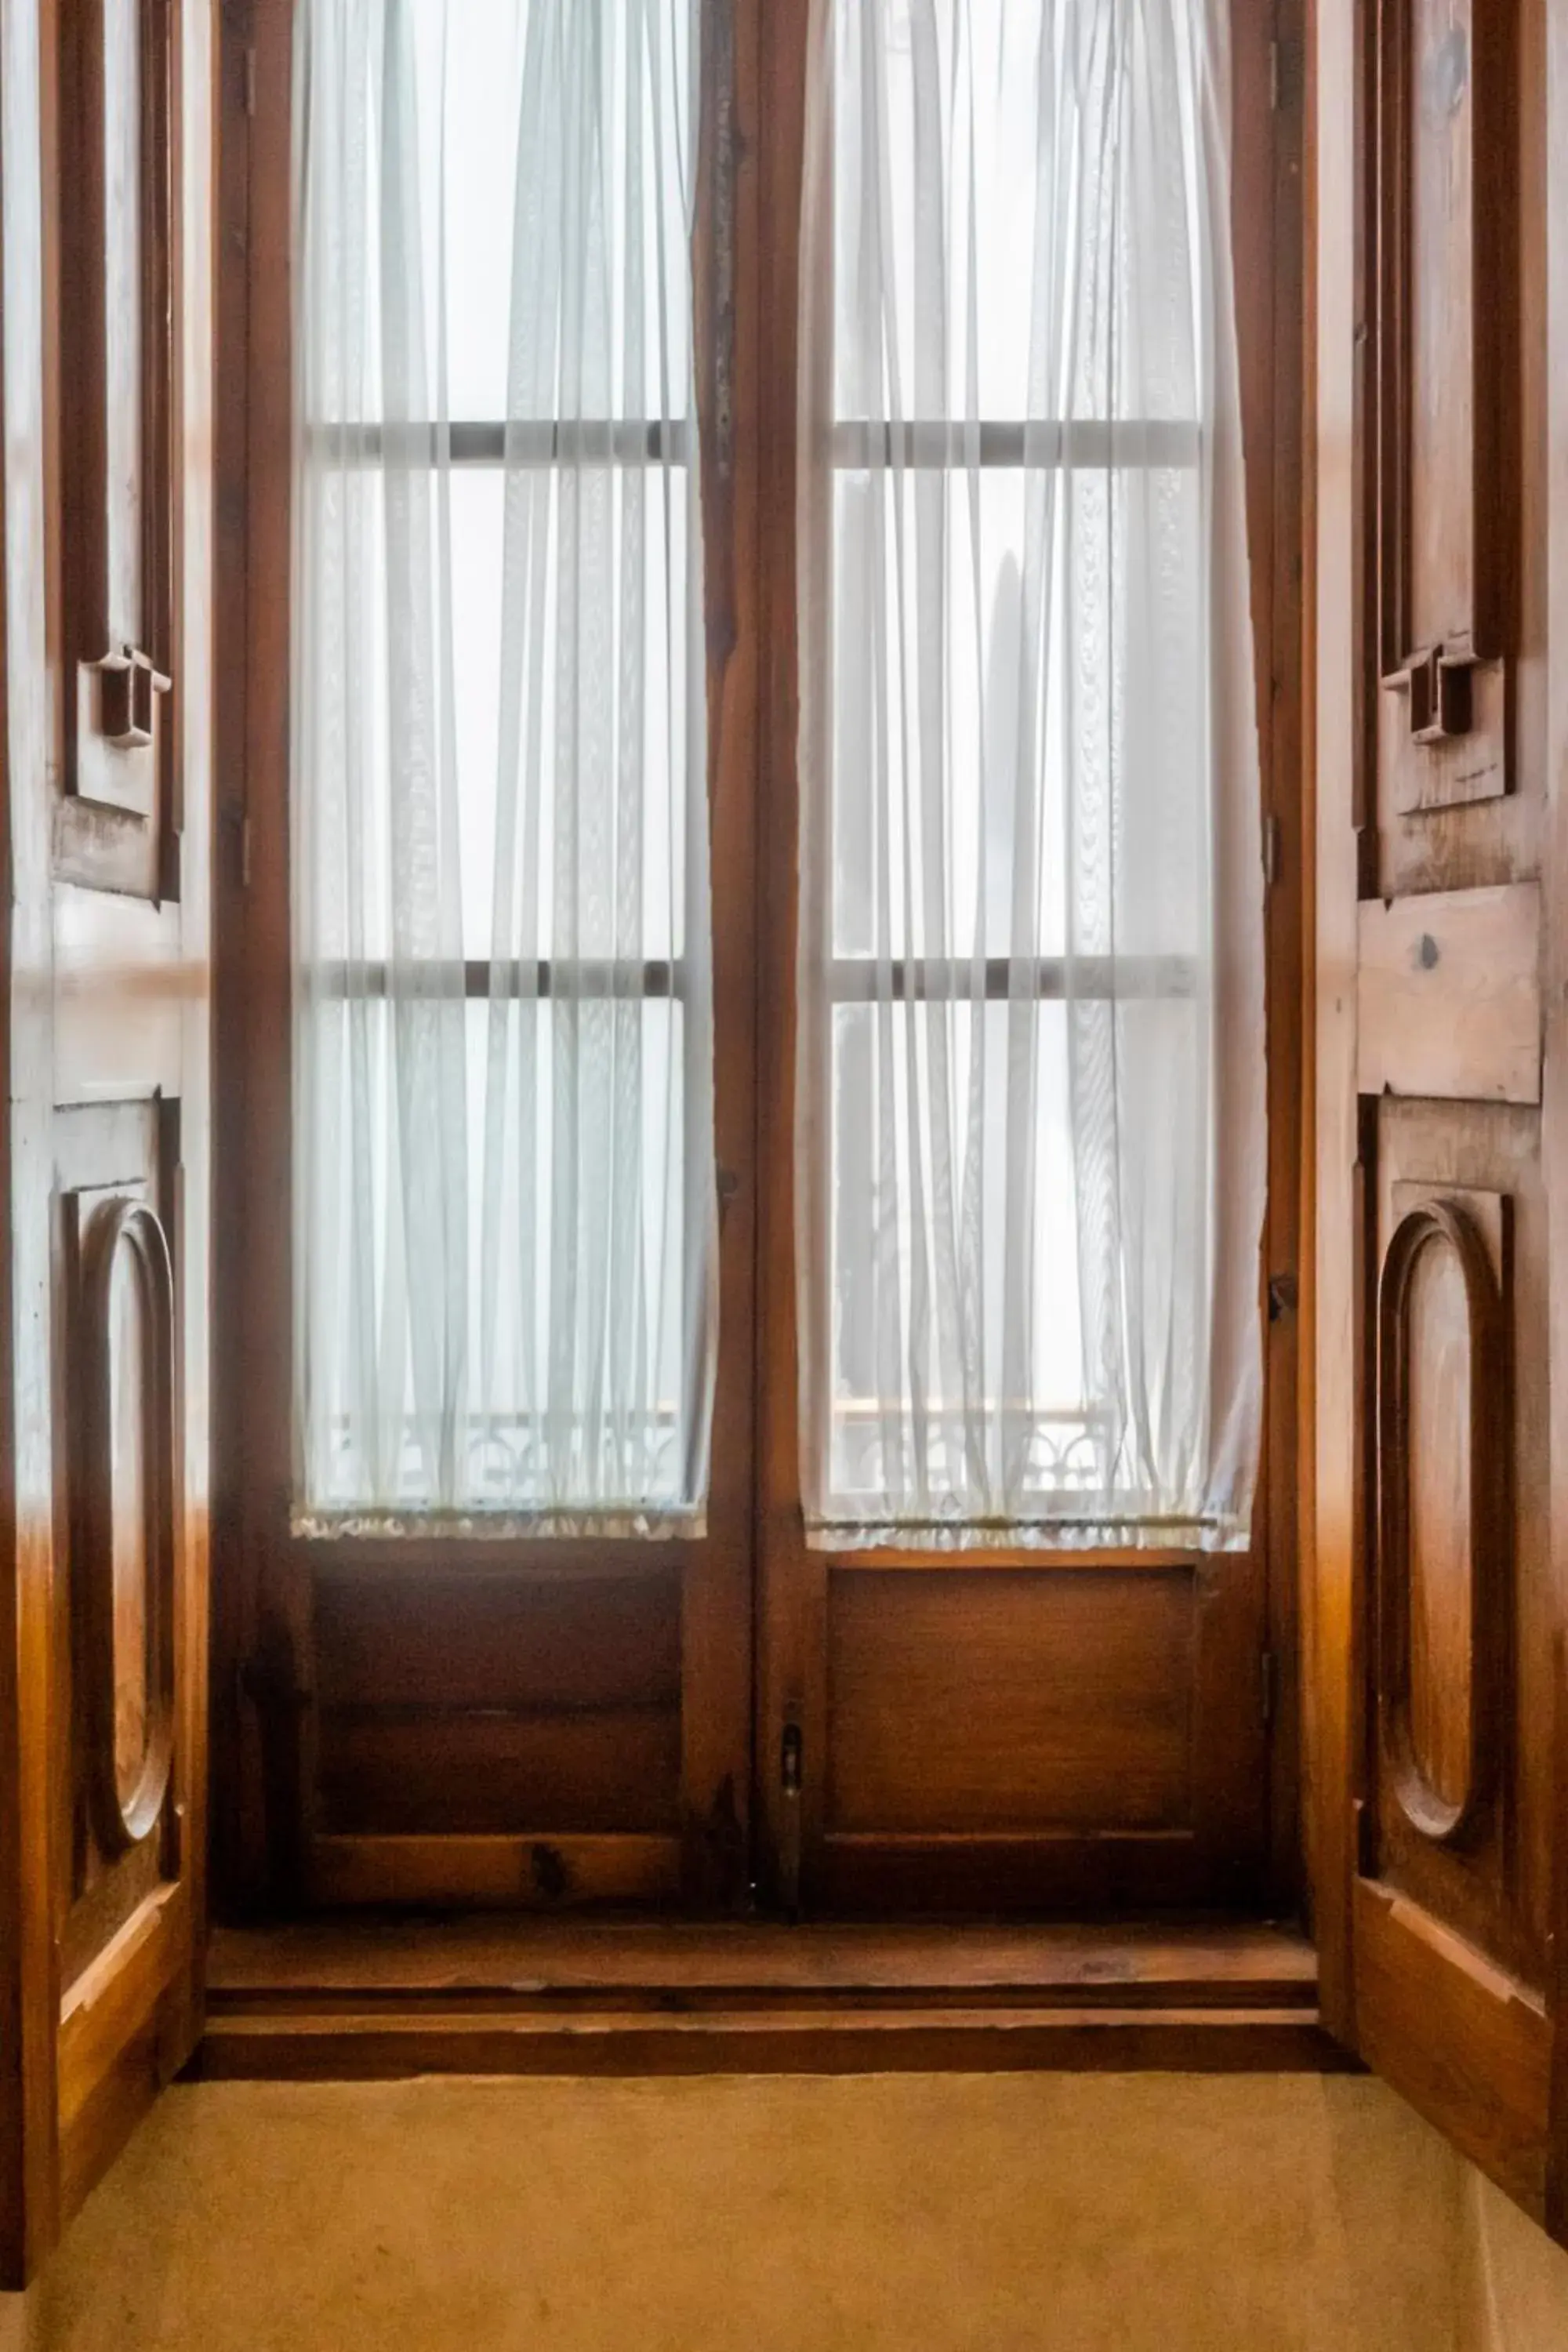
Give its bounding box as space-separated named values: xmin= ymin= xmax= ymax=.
xmin=245 ymin=45 xmax=257 ymax=118
xmin=1261 ymin=1650 xmax=1278 ymax=1730
xmin=1261 ymin=811 xmax=1283 ymax=887
xmin=779 ymin=1716 xmax=804 ymax=1923
xmin=1269 ymin=38 xmax=1280 ymax=108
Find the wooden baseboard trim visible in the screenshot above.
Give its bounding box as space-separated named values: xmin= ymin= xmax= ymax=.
xmin=194 ymin=1919 xmax=1347 ymax=2078
xmin=194 ymin=2003 xmax=1349 ymax=2080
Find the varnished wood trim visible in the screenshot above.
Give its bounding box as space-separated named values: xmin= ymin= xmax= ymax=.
xmin=197 ymin=1921 xmax=1337 ymax=2078
xmin=193 ymin=2004 xmax=1350 ymax=2082
xmin=207 ymin=1917 xmax=1318 ymax=2004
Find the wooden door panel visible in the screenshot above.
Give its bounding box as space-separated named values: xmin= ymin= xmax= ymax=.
xmin=805 ymin=1559 xmax=1265 ymax=1918
xmin=826 ymin=1571 xmax=1196 ymax=1838
xmin=306 ymin=1568 xmax=684 ymax=1893
xmin=1316 ymin=0 xmax=1567 ymax=2227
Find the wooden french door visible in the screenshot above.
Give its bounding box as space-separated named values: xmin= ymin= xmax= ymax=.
xmin=215 ymin=0 xmax=1301 ymax=1926
xmin=1313 ymin=0 xmax=1568 ymax=2230
xmin=214 ymin=0 xmax=758 ymax=1919
xmin=0 ymin=0 xmax=216 ymax=2285
xmin=749 ymin=0 xmax=1305 ymax=1921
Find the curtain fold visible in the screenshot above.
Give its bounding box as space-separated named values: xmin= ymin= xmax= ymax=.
xmin=292 ymin=0 xmax=715 ymax=1534
xmin=797 ymin=0 xmax=1265 ymax=1550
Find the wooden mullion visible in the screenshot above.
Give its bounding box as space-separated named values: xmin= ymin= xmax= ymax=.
xmin=753 ymin=0 xmax=815 ymax=1917
xmin=670 ymin=0 xmax=761 ymax=1915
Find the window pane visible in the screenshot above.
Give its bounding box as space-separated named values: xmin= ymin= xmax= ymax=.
xmin=309 ymin=0 xmax=695 ymax=424
xmin=292 ymin=0 xmax=714 ymax=1531
xmin=798 ymin=0 xmax=1267 ymax=1549
xmin=831 ymin=460 xmax=1205 ymax=968
xmin=831 ymin=0 xmax=1202 ymax=423
xmin=298 ymin=996 xmax=694 ymax=1519
xmin=301 ymin=467 xmax=692 ymax=968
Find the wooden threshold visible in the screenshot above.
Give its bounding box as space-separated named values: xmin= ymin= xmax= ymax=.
xmin=196 ymin=1918 xmax=1348 ymax=2079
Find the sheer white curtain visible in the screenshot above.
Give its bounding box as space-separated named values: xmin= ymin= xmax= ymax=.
xmin=797 ymin=0 xmax=1265 ymax=1550
xmin=292 ymin=0 xmax=715 ymax=1534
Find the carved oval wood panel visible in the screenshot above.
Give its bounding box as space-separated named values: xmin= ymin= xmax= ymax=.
xmin=1377 ymin=1198 xmax=1506 ymax=1847
xmin=1403 ymin=1236 xmax=1472 ymax=1811
xmin=74 ymin=1197 xmax=176 ymax=1855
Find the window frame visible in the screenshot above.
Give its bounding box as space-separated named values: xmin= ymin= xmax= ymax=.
xmin=211 ymin=0 xmax=1305 ymax=1919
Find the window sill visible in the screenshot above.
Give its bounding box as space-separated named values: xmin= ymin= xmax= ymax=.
xmin=196 ymin=1918 xmax=1344 ymax=2080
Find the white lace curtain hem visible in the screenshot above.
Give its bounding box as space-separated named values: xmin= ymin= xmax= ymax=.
xmin=804 ymin=1510 xmax=1250 ymax=1556
xmin=292 ymin=1505 xmax=707 ymax=1543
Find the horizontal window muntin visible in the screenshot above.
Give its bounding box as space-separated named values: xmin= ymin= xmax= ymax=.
xmin=301 ymin=417 xmax=1198 ymax=471
xmin=822 ymin=955 xmax=1199 ymax=1004
xmin=303 ymin=956 xmax=1195 ymax=1006
xmin=304 ymin=958 xmax=686 ymax=1003
xmin=303 ymin=419 xmax=690 ymax=468
xmin=830 ymin=419 xmax=1201 ymax=470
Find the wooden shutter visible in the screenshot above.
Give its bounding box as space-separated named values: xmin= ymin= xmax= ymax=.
xmin=1314 ymin=0 xmax=1568 ymax=2227
xmin=0 ymin=0 xmax=216 ymax=2285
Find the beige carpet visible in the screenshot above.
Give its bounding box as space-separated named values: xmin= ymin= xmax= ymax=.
xmin=2 ymin=2071 xmax=1531 ymax=2350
